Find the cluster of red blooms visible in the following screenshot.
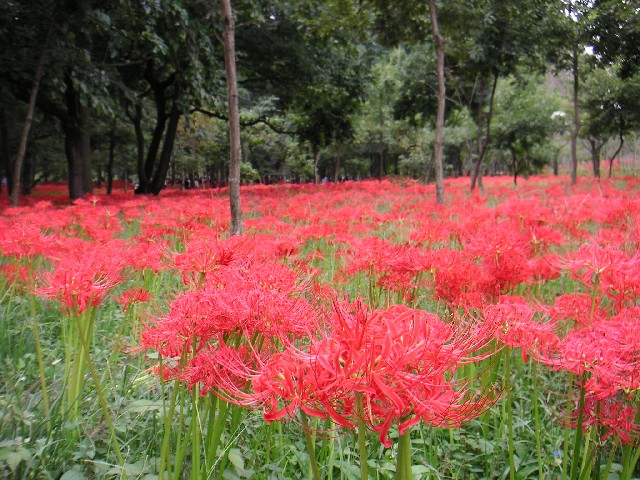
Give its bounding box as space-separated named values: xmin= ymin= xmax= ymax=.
xmin=1 ymin=175 xmax=640 ymax=447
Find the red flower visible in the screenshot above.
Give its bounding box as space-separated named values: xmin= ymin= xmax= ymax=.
xmin=118 ymin=287 xmax=151 ymax=312
xmin=245 ymin=300 xmax=498 ymax=447
xmin=483 ymin=299 xmax=559 ymax=362
xmin=37 ymin=248 xmax=123 ymax=314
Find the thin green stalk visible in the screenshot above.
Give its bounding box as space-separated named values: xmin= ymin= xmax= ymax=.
xmin=562 ymin=374 xmax=576 ymax=480
xmin=29 ymin=294 xmax=50 ymax=433
xmin=621 ymin=441 xmax=640 ymax=480
xmin=356 ymin=392 xmax=369 ymax=480
xmin=600 ymin=441 xmax=618 ymax=480
xmin=396 ymin=432 xmax=413 ymax=480
xmin=301 ymin=411 xmax=321 ymax=480
xmin=327 ymin=420 xmax=335 ymax=480
xmin=570 ymin=383 xmax=586 ymax=480
xmin=191 ymin=388 xmax=201 ymax=480
xmin=504 ymin=349 xmax=516 ymax=480
xmin=531 ymin=361 xmax=542 ymax=480
xmin=578 ymin=428 xmax=596 ymax=480
xmin=621 ymin=399 xmax=640 ymax=480
xmin=159 ymin=376 xmax=180 ymax=480
xmin=72 ymin=310 xmax=125 ymax=468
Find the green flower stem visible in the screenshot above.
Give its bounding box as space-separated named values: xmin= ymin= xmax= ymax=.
xmin=562 ymin=374 xmax=576 ymax=480
xmin=578 ymin=428 xmax=594 ymax=480
xmin=72 ymin=309 xmax=125 ymax=468
xmin=531 ymin=361 xmax=542 ymax=480
xmin=569 ymin=382 xmax=586 ymax=480
xmin=621 ymin=444 xmax=640 ymax=480
xmin=356 ymin=392 xmax=369 ymax=480
xmin=191 ymin=387 xmax=201 ymax=480
xmin=301 ymin=411 xmax=321 ymax=480
xmin=158 ymin=361 xmax=180 ymax=480
xmin=506 ymin=351 xmax=516 ymax=480
xmin=29 ymin=294 xmax=50 ymax=433
xmin=600 ymin=441 xmax=618 ymax=480
xmin=396 ymin=431 xmax=412 ymax=480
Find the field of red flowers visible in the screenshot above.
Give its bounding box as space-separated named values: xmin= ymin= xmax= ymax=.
xmin=1 ymin=175 xmax=639 ymax=479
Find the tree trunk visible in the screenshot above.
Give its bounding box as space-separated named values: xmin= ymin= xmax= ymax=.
xmin=588 ymin=138 xmax=602 ymax=179
xmin=0 ymin=109 xmax=10 ymax=195
xmin=570 ymin=45 xmax=580 ymax=186
xmin=130 ymin=103 xmax=148 ymax=193
xmin=429 ymin=0 xmax=446 ymax=204
xmin=608 ymin=118 xmax=624 ymax=178
xmin=10 ymin=44 xmax=47 ymax=206
xmin=64 ymin=123 xmax=85 ymax=200
xmin=21 ymin=152 xmax=35 ymax=195
xmin=470 ymin=74 xmax=498 ymax=191
xmin=510 ymin=147 xmax=518 ymax=186
xmin=151 ymin=94 xmax=181 ymax=195
xmin=106 ymin=128 xmax=115 ymax=194
xmin=81 ymin=106 xmax=92 ymax=195
xmin=313 ymin=146 xmax=321 ymax=184
xmin=62 ymin=74 xmax=90 ymax=201
xmin=333 ymin=141 xmax=342 ymax=182
xmin=221 ymin=0 xmax=243 ymax=235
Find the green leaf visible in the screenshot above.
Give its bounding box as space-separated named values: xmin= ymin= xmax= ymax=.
xmin=227 ymin=448 xmax=244 ymax=471
xmin=60 ymin=470 xmax=87 ymax=480
xmin=0 ymin=447 xmax=32 ymax=472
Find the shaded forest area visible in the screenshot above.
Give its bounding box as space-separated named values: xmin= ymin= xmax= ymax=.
xmin=1 ymin=0 xmax=639 ymax=205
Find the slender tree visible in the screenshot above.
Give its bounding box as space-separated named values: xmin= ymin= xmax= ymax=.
xmin=428 ymin=0 xmax=445 ymax=204
xmin=220 ymin=0 xmax=243 ymax=235
xmin=10 ymin=23 xmax=51 ymax=206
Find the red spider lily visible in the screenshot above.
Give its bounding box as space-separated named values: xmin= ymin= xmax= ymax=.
xmin=172 ymin=238 xmax=237 ymax=288
xmin=0 ymin=223 xmax=53 ymax=260
xmin=540 ymin=309 xmax=640 ymax=399
xmin=72 ymin=206 xmax=124 ymax=243
xmin=425 ymin=249 xmax=491 ymax=306
xmin=339 ymin=236 xmax=406 ymax=279
xmin=544 ymin=292 xmax=604 ymax=328
xmin=120 ymin=238 xmax=170 ymax=274
xmin=556 ymin=243 xmax=640 ymax=308
xmin=483 ymin=299 xmax=559 ymax=362
xmin=239 ymin=299 xmax=499 ymax=447
xmin=565 ymin=392 xmax=640 ymax=446
xmin=37 ymin=249 xmax=123 ymax=314
xmin=118 ymin=287 xmax=151 ymax=312
xmin=463 ymin=219 xmax=534 ymax=296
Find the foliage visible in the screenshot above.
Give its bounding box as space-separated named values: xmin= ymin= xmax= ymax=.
xmin=2 ymin=176 xmax=640 ymax=478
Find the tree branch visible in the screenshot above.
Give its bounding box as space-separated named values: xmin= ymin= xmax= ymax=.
xmin=192 ymin=107 xmax=298 ymax=135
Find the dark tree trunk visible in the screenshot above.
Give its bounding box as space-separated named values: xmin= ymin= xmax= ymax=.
xmin=510 ymin=147 xmax=518 ymax=186
xmin=64 ymin=122 xmax=85 ymax=200
xmin=21 ymin=152 xmax=35 ymax=195
xmin=106 ymin=128 xmax=115 ymax=194
xmin=313 ymin=145 xmax=321 ymax=184
xmin=81 ymin=107 xmax=92 ymax=194
xmin=333 ymin=141 xmax=342 ymax=182
xmin=151 ymin=93 xmax=181 ymax=195
xmin=589 ymin=138 xmax=603 ymax=179
xmin=608 ymin=118 xmax=624 ymax=178
xmin=429 ymin=0 xmax=446 ymax=204
xmin=0 ymin=109 xmax=10 ymax=195
xmin=130 ymin=103 xmax=147 ymax=193
xmin=221 ymin=0 xmax=243 ymax=235
xmin=378 ymin=136 xmax=384 ymax=181
xmin=62 ymin=73 xmax=91 ymax=201
xmin=11 ymin=44 xmax=47 ymax=206
xmin=570 ymin=45 xmax=580 ymax=186
xmin=470 ymin=74 xmax=498 ymax=191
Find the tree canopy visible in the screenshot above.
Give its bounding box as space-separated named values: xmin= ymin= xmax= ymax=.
xmin=1 ymin=0 xmax=639 ymax=205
